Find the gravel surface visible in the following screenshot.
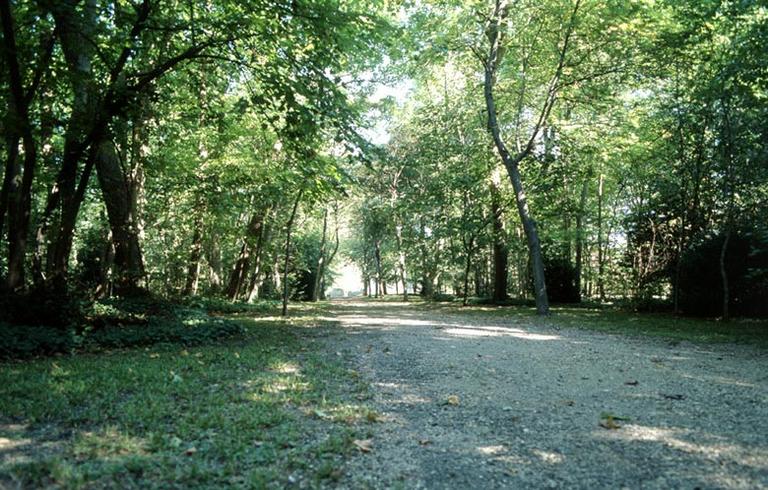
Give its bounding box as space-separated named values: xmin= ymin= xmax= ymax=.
xmin=323 ymin=301 xmax=768 ymax=489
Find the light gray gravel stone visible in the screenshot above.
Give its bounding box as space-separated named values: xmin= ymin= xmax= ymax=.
xmin=323 ymin=300 xmax=768 ymax=489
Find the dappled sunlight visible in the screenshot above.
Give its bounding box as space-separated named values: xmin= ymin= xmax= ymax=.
xmin=680 ymin=372 xmax=758 ymax=389
xmin=73 ymin=427 xmax=148 ymax=459
xmin=332 ymin=315 xmax=438 ymax=327
xmin=599 ymin=424 xmax=768 ymax=470
xmin=269 ymin=362 xmax=300 ymax=374
xmin=532 ymin=449 xmax=565 ymax=464
xmin=443 ymin=326 xmax=560 ymax=340
xmin=477 ymin=444 xmax=506 ymax=456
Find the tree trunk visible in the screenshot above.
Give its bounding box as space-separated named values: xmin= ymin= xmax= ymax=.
xmin=320 ymin=217 xmax=340 ymax=301
xmin=719 ymin=229 xmax=730 ymax=321
xmin=374 ymin=240 xmax=383 ymax=298
xmin=206 ymin=239 xmax=222 ymax=292
xmin=183 ymin=214 xmax=204 ymax=296
xmin=281 ymin=189 xmax=303 ymax=316
xmin=462 ymin=236 xmax=475 ymax=306
xmin=0 ymin=0 xmax=44 ymax=291
xmin=481 ymin=0 xmax=580 ymax=315
xmin=596 ymin=172 xmax=605 ymax=300
xmin=94 ymin=138 xmax=146 ymax=295
xmin=489 ymin=169 xmax=509 ymax=303
xmin=574 ymin=172 xmax=590 ymax=300
xmin=226 ymin=210 xmax=266 ymax=300
xmin=395 ymin=223 xmax=408 ymax=301
xmin=311 ymin=208 xmax=329 ymax=302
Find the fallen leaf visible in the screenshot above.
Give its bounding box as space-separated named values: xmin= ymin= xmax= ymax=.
xmin=181 ymin=349 xmax=189 ymax=356
xmin=234 ymin=352 xmax=240 ymax=359
xmin=599 ymin=417 xmax=621 ymax=430
xmin=313 ymin=409 xmax=330 ymax=419
xmin=353 ymin=439 xmax=373 ymax=452
xmin=660 ymin=393 xmax=685 ymax=400
xmin=446 ymin=395 xmax=460 ymax=406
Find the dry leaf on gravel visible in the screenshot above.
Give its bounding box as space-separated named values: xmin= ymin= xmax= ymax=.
xmin=353 ymin=439 xmax=373 ymax=452
xmin=446 ymin=395 xmax=460 ymax=405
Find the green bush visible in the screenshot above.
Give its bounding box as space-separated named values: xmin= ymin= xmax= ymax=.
xmin=0 ymin=323 xmax=78 ymax=359
xmin=0 ymin=297 xmax=246 ymax=359
xmin=678 ymin=230 xmax=768 ymax=317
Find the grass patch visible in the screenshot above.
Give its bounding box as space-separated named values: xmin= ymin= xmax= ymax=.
xmin=0 ymin=314 xmax=372 ymax=488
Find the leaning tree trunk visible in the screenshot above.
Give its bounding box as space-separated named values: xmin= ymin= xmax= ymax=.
xmin=481 ymin=0 xmax=580 ymax=315
xmin=484 ymin=98 xmax=547 ymax=312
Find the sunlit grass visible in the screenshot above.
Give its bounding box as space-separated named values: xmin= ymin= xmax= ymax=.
xmin=0 ymin=315 xmax=374 ymax=488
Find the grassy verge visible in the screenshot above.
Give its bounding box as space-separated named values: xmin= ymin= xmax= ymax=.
xmin=0 ymin=312 xmax=375 ymax=489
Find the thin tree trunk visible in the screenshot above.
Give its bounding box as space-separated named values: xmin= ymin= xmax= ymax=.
xmin=320 ymin=218 xmax=340 ymax=301
xmin=226 ymin=210 xmax=266 ymax=300
xmin=281 ymin=189 xmax=303 ymax=316
xmin=489 ymin=169 xmax=508 ymax=302
xmin=596 ymin=172 xmax=605 ymax=301
xmin=481 ymin=0 xmax=580 ymax=315
xmin=374 ymin=240 xmax=383 ymax=298
xmin=574 ymin=172 xmax=590 ymax=300
xmin=312 ymin=208 xmax=329 ymax=302
xmin=462 ymin=236 xmax=475 ymax=306
xmin=183 ymin=214 xmax=203 ymax=296
xmin=719 ymin=229 xmax=730 ymax=321
xmin=1 ymin=0 xmax=42 ymax=290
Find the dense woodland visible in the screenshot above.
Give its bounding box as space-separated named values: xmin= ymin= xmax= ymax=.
xmin=1 ymin=0 xmax=767 ymax=339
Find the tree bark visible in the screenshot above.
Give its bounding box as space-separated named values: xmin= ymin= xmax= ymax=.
xmin=94 ymin=138 xmax=146 ymax=295
xmin=574 ymin=171 xmax=590 ymax=300
xmin=311 ymin=208 xmax=329 ymax=302
xmin=226 ymin=210 xmax=266 ymax=300
xmin=719 ymin=229 xmax=730 ymax=322
xmin=489 ymin=168 xmax=509 ymax=302
xmin=0 ymin=0 xmax=46 ymax=290
xmin=281 ymin=189 xmax=303 ymax=316
xmin=183 ymin=214 xmax=204 ymax=296
xmin=596 ymin=172 xmax=605 ymax=300
xmin=374 ymin=240 xmax=383 ymax=297
xmin=480 ymin=0 xmax=580 ymax=315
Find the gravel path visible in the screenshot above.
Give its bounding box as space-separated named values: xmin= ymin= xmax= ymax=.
xmin=323 ymin=300 xmax=768 ymax=489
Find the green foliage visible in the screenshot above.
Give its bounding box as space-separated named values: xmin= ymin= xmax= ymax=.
xmin=541 ymin=257 xmax=581 ymax=304
xmin=0 ymin=298 xmax=246 ymax=359
xmin=679 ymin=231 xmax=768 ymax=318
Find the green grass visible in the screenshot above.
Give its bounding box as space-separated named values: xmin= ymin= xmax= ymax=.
xmin=0 ymin=313 xmax=373 ymax=489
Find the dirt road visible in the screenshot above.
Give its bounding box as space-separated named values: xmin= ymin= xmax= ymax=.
xmin=323 ymin=301 xmax=768 ymax=489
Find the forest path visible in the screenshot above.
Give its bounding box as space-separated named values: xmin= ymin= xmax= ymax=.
xmin=320 ymin=300 xmax=768 ymax=489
